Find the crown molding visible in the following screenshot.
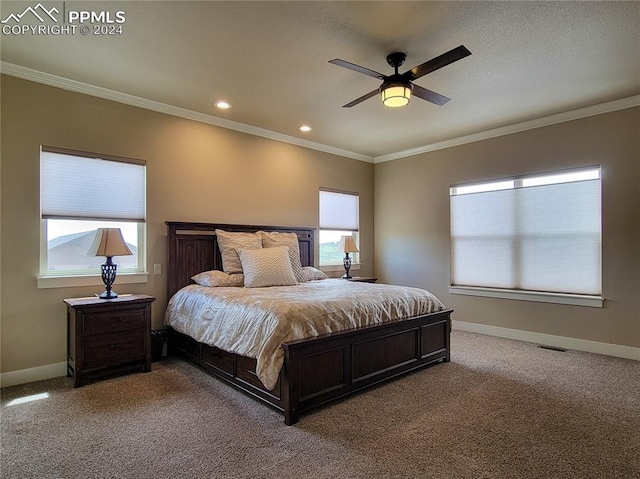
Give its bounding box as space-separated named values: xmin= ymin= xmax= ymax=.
xmin=2 ymin=62 xmax=637 ymax=166
xmin=373 ymin=95 xmax=640 ymax=163
xmin=0 ymin=62 xmax=374 ymax=163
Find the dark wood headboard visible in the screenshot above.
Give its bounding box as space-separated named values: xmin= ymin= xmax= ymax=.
xmin=166 ymin=222 xmax=315 ymax=298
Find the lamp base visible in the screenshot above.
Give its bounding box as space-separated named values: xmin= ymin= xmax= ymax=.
xmin=342 ymin=252 xmax=353 ymax=280
xmin=99 ymin=258 xmax=118 ymax=299
xmin=98 ymin=290 xmax=118 ymax=299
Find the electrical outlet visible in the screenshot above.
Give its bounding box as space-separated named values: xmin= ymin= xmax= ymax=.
xmin=153 ymin=264 xmax=162 ymax=275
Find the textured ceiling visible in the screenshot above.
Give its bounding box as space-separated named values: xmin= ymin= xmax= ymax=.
xmin=1 ymin=1 xmax=639 ymax=160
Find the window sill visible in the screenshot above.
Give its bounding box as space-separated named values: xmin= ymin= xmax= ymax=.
xmin=449 ymin=285 xmax=603 ymax=308
xmin=37 ymin=272 xmax=149 ymax=289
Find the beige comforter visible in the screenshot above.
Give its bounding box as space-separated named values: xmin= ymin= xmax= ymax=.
xmin=164 ymin=279 xmax=446 ymax=390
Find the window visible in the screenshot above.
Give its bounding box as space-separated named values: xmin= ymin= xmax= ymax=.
xmin=39 ymin=147 xmax=147 ymax=287
xmin=319 ymin=189 xmax=359 ymax=267
xmin=450 ymin=167 xmax=602 ymax=307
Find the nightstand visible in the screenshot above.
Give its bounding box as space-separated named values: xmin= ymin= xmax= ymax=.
xmin=65 ymin=294 xmax=155 ymax=387
xmin=346 ymin=276 xmax=378 ymax=283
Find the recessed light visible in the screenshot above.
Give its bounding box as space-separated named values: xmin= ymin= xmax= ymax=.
xmin=299 ymin=125 xmax=312 ymax=132
xmin=214 ymin=101 xmax=231 ymax=109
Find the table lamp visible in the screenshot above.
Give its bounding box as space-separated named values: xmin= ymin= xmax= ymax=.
xmin=339 ymin=235 xmax=359 ymax=279
xmin=87 ymin=228 xmax=133 ymax=299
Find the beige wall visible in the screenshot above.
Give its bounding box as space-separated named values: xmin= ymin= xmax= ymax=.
xmin=374 ymin=107 xmax=640 ymax=348
xmin=0 ymin=75 xmax=374 ymax=374
xmin=2 ymin=73 xmax=636 ymax=377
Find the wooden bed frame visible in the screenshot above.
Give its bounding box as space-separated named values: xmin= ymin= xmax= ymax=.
xmin=166 ymin=221 xmax=452 ymax=425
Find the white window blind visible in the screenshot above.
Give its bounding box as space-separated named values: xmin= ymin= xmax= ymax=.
xmin=319 ymin=189 xmax=360 ymax=267
xmin=319 ymin=190 xmax=359 ymax=231
xmin=450 ymin=168 xmax=601 ymax=296
xmin=41 ymin=148 xmax=146 ymax=222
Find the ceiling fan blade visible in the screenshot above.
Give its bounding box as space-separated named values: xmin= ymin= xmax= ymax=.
xmin=329 ymin=59 xmax=386 ymax=80
xmin=412 ymin=84 xmax=451 ymax=106
xmin=407 ymin=45 xmax=471 ymax=80
xmin=342 ymin=89 xmax=379 ymax=108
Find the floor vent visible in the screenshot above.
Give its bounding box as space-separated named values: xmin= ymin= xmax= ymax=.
xmin=538 ymin=345 xmax=567 ymax=352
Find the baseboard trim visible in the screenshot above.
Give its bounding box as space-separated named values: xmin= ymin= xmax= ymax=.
xmin=0 ymin=362 xmax=67 ymax=388
xmin=3 ymin=324 xmax=637 ymax=387
xmin=452 ymin=320 xmax=640 ymax=361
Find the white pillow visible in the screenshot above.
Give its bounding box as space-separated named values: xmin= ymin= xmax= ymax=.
xmin=191 ymin=270 xmax=244 ymax=287
xmin=237 ymin=246 xmax=298 ymax=288
xmin=259 ymin=231 xmax=305 ymax=283
xmin=301 ymin=266 xmax=328 ymax=281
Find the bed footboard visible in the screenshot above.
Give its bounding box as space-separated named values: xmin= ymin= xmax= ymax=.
xmin=281 ymin=309 xmax=451 ymax=424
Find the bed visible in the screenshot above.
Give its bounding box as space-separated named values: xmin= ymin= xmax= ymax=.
xmin=165 ymin=222 xmax=453 ymax=425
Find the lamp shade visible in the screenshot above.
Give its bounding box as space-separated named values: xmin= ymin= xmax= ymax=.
xmin=338 ymin=235 xmax=359 ymax=254
xmin=87 ymin=228 xmax=133 ymax=257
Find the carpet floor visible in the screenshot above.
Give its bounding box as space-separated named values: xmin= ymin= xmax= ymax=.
xmin=1 ymin=331 xmax=638 ymax=479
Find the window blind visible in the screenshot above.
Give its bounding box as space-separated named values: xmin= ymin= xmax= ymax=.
xmin=450 ymin=169 xmax=601 ymax=296
xmin=319 ymin=190 xmax=359 ymax=231
xmin=41 ymin=149 xmax=146 ymax=222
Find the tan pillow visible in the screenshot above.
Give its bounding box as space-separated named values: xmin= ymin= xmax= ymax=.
xmin=301 ymin=266 xmax=328 ymax=281
xmin=259 ymin=231 xmax=304 ymax=282
xmin=191 ymin=270 xmax=244 ymax=287
xmin=237 ymin=246 xmax=298 ymax=288
xmin=215 ymin=230 xmax=262 ymax=274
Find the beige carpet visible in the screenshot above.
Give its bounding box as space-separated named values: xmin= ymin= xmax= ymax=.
xmin=1 ymin=331 xmax=638 ymax=479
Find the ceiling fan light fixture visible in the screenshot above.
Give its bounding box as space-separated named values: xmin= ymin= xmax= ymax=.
xmin=330 ymin=45 xmax=471 ymax=109
xmin=381 ymin=80 xmax=412 ymax=108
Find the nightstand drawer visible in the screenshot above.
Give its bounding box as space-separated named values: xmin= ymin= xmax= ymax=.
xmin=84 ymin=329 xmax=145 ymax=369
xmin=83 ymin=308 xmax=146 ymax=334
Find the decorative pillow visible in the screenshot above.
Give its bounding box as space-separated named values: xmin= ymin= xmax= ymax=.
xmin=259 ymin=231 xmax=304 ymax=282
xmin=237 ymin=246 xmax=298 ymax=288
xmin=215 ymin=229 xmax=262 ymax=274
xmin=191 ymin=270 xmax=244 ymax=287
xmin=301 ymin=266 xmax=328 ymax=281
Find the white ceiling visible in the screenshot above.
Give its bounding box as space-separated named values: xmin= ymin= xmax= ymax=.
xmin=2 ymin=1 xmax=639 ymax=161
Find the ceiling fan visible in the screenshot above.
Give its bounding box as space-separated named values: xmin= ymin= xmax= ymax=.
xmin=329 ymin=45 xmax=471 ymax=108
